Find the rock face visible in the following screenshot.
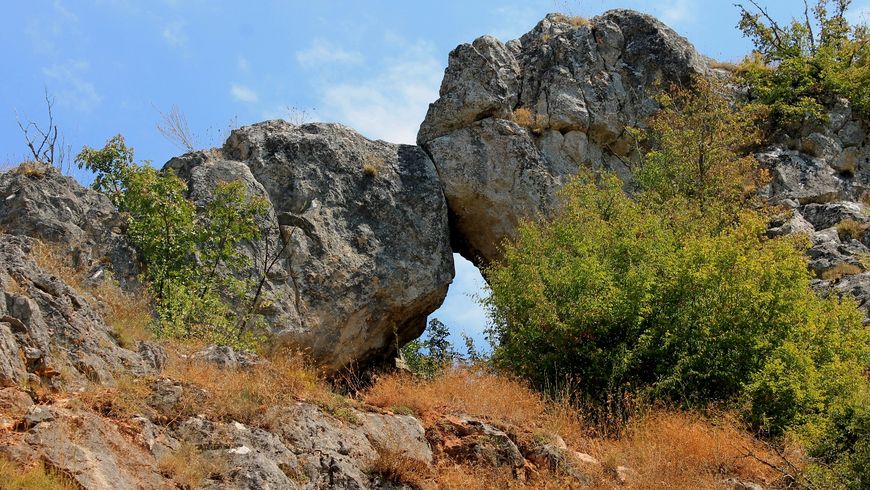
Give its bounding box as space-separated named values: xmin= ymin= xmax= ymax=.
xmin=0 ymin=234 xmax=155 ymax=388
xmin=0 ymin=164 xmax=139 ymax=285
xmin=756 ymin=96 xmax=870 ymax=320
xmin=418 ymin=9 xmax=709 ymax=266
xmin=166 ymin=121 xmax=454 ymax=371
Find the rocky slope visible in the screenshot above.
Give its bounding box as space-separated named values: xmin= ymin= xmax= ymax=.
xmin=0 ymin=6 xmax=867 ymax=489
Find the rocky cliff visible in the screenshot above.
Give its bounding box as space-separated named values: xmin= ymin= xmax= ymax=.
xmin=418 ymin=10 xmax=709 ymax=267
xmin=0 ymin=7 xmax=868 ymax=489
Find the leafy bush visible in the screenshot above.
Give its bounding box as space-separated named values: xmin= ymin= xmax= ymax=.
xmin=76 ymin=135 xmax=270 ymax=349
xmin=400 ymin=318 xmax=457 ymax=378
xmin=485 ymin=79 xmax=870 ymax=486
xmin=736 ymin=0 xmax=870 ymax=126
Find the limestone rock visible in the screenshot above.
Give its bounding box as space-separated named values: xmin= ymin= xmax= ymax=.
xmin=24 ymin=406 xmax=171 ymax=489
xmin=0 ymin=235 xmax=154 ymax=389
xmin=419 ymin=9 xmax=709 ymax=266
xmin=0 ymin=164 xmax=139 ymax=285
xmin=176 ymin=416 xmax=304 ymax=489
xmin=801 ymin=201 xmax=868 ymax=230
xmin=165 ymin=121 xmax=454 ymax=371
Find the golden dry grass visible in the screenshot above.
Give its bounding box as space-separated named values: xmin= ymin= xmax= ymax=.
xmin=160 ymin=346 xmax=330 ymax=425
xmin=365 ymin=368 xmax=789 ymax=489
xmin=511 ymin=107 xmax=548 ymax=133
xmin=708 ymin=60 xmax=740 ymax=72
xmin=0 ymin=457 xmax=77 ymax=490
xmin=836 ymin=218 xmax=869 ymax=241
xmin=364 ymin=368 xmax=586 ymax=446
xmin=589 ymin=411 xmax=786 ymax=489
xmin=30 ymin=241 xmax=153 ymax=347
xmin=362 ymin=155 xmax=383 ymax=177
xmin=550 ymin=13 xmax=590 ymax=27
xmin=157 ymin=442 xmax=225 ymax=488
xmin=820 ymin=262 xmax=863 ymax=281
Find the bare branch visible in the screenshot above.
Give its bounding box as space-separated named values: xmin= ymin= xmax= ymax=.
xmin=16 ymin=89 xmax=62 ymax=167
xmin=804 ymin=0 xmax=816 ymax=53
xmin=155 ymin=104 xmax=197 ymax=152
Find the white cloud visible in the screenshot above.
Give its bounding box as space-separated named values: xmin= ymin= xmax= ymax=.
xmin=162 ymin=20 xmax=187 ymax=48
xmin=230 ymin=84 xmax=259 ymax=103
xmin=42 ymin=59 xmax=101 ymax=112
xmin=316 ymin=38 xmax=442 ymax=144
xmin=53 ymin=0 xmax=79 ymax=23
xmin=295 ymin=38 xmax=364 ymax=66
xmin=656 ymin=0 xmax=695 ymax=27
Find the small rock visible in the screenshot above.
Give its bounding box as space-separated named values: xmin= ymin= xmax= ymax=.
xmin=0 ymin=387 xmax=33 ymax=417
xmin=137 ymin=341 xmax=167 ymax=371
xmin=23 ymin=405 xmax=55 ymax=428
xmin=190 ymin=344 xmax=260 ymax=369
xmin=615 ymin=465 xmax=637 ymax=484
xmin=573 ymin=451 xmax=600 ymax=465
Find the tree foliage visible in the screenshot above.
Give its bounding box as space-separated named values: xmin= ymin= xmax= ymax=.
xmin=77 ymin=135 xmax=270 ymax=349
xmin=485 ymin=80 xmax=870 ymax=487
xmin=736 ymin=0 xmax=870 ymax=126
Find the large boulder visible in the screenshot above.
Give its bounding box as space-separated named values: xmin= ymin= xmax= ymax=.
xmin=0 ymin=163 xmax=139 ymax=285
xmin=418 ymin=9 xmax=709 ymax=267
xmin=165 ymin=121 xmax=454 ymax=372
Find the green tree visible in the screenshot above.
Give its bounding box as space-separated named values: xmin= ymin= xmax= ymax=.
xmin=634 ymin=78 xmax=765 ymax=220
xmin=736 ymin=0 xmax=870 ymax=126
xmin=76 ymin=136 xmax=270 ymax=349
xmin=401 ymin=318 xmax=458 ymax=378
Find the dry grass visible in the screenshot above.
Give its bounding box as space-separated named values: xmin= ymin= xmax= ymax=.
xmin=157 ymin=442 xmax=225 ymax=488
xmin=0 ymin=457 xmax=77 ymax=490
xmin=590 ymin=411 xmax=787 ymax=489
xmin=511 ymin=108 xmax=547 ymax=134
xmin=820 ymin=262 xmax=863 ymax=281
xmin=364 ymin=368 xmax=587 ymax=446
xmin=709 ymin=60 xmax=739 ymax=72
xmin=152 ymin=346 xmax=330 ymax=425
xmin=30 ymin=241 xmax=153 ymax=347
xmin=368 ymin=448 xmax=434 ymax=488
xmin=836 ymin=218 xmax=869 ymax=241
xmin=551 ymin=13 xmax=590 ymax=27
xmin=362 ymin=155 xmax=383 ymax=177
xmin=12 ymin=161 xmax=49 ymax=179
xmin=365 ymin=368 xmax=792 ymax=489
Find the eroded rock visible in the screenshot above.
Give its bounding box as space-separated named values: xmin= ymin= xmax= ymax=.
xmin=419 ymin=9 xmax=709 ymax=266
xmin=165 ymin=121 xmax=454 ymax=372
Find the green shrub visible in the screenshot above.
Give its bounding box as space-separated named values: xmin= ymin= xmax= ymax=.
xmin=400 ymin=318 xmax=457 ymax=378
xmin=76 ymin=135 xmax=269 ymax=349
xmin=484 ymin=75 xmax=870 ymax=487
xmin=736 ymin=1 xmax=870 ymax=127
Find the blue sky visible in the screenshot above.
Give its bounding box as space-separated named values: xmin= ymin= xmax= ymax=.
xmin=3 ymin=0 xmax=868 ymax=353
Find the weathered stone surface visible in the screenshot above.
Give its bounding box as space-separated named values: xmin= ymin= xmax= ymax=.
xmin=761 ymin=149 xmax=845 ymax=205
xmin=361 ymin=412 xmax=432 ymax=465
xmin=0 ymin=164 xmax=138 ymax=285
xmin=419 ymin=9 xmax=709 ymax=266
xmin=166 ymin=121 xmax=454 ymax=372
xmin=25 ymin=406 xmax=171 ymax=489
xmin=191 ymin=344 xmax=261 ymax=369
xmin=0 ymin=234 xmax=154 ymax=389
xmin=429 ymin=415 xmax=525 ymax=470
xmin=767 ymin=210 xmax=814 ymax=238
xmin=176 ymin=416 xmax=304 ymax=489
xmin=801 ymin=201 xmax=868 ymax=230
